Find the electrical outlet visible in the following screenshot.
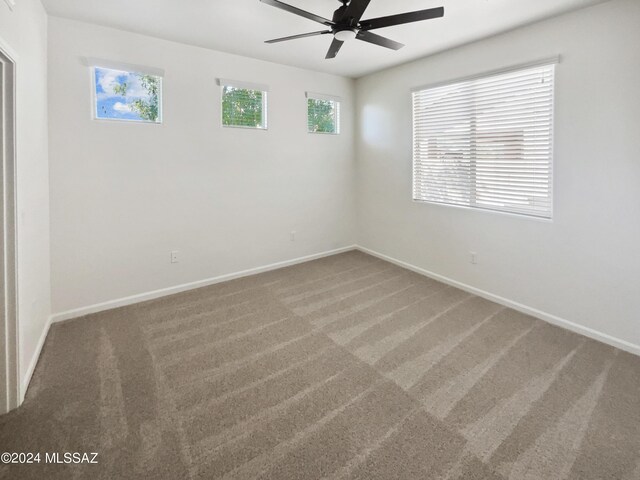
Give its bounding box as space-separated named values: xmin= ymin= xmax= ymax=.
xmin=470 ymin=251 xmax=477 ymax=265
xmin=171 ymin=250 xmax=179 ymax=263
xmin=290 ymin=231 xmax=296 ymax=242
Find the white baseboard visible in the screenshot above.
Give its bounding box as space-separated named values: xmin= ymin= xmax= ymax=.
xmin=356 ymin=245 xmax=640 ymax=357
xmin=20 ymin=314 xmax=52 ymax=403
xmin=50 ymin=245 xmax=358 ymax=324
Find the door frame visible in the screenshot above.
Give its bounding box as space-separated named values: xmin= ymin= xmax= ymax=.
xmin=0 ymin=37 xmax=19 ymax=415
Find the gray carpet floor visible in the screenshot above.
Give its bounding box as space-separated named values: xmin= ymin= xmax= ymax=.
xmin=1 ymin=250 xmax=639 ymax=479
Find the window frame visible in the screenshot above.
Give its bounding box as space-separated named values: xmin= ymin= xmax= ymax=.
xmin=306 ymin=92 xmax=341 ymax=135
xmin=411 ymin=58 xmax=558 ymax=220
xmin=88 ymin=60 xmax=164 ymax=125
xmin=217 ymin=78 xmax=269 ymax=130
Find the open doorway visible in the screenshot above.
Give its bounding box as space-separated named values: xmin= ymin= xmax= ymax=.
xmin=0 ymin=43 xmax=19 ymax=414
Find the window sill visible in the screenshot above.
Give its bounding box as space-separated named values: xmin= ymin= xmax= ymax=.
xmin=221 ymin=124 xmax=268 ymax=131
xmin=412 ymin=198 xmax=553 ymax=222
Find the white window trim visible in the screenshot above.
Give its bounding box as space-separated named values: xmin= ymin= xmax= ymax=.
xmin=306 ymin=91 xmax=341 ymax=135
xmin=82 ymin=57 xmax=165 ymax=77
xmin=306 ymin=92 xmax=341 ymax=103
xmin=216 ymin=78 xmax=269 ymax=93
xmin=88 ymin=60 xmax=164 ymax=125
xmin=411 ymin=57 xmax=559 ymax=220
xmin=217 ymin=78 xmax=269 ymax=130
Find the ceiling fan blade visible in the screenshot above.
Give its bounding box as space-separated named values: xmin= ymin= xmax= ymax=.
xmin=359 ymin=7 xmax=444 ymax=31
xmin=356 ymin=31 xmax=404 ymax=50
xmin=265 ymin=30 xmax=332 ymax=44
xmin=260 ymin=0 xmax=334 ymax=27
xmin=325 ymin=38 xmax=344 ymax=59
xmin=341 ymin=0 xmax=372 ymax=24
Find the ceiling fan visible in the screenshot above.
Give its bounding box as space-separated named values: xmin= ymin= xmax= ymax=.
xmin=260 ymin=0 xmax=444 ymax=59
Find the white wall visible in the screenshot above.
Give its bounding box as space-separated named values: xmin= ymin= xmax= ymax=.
xmin=356 ymin=0 xmax=640 ymax=350
xmin=0 ymin=0 xmax=52 ymax=393
xmin=48 ymin=17 xmax=356 ymax=315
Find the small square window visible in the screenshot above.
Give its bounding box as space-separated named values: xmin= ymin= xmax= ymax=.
xmin=307 ymin=95 xmax=340 ymax=134
xmin=221 ymin=85 xmax=267 ymax=129
xmin=94 ymin=66 xmax=162 ymax=123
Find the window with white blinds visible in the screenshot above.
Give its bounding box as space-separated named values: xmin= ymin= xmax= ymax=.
xmin=306 ymin=92 xmax=340 ymax=134
xmin=218 ymin=79 xmax=268 ymax=129
xmin=412 ymin=62 xmax=555 ymax=219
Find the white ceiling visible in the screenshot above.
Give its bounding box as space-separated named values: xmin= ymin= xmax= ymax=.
xmin=41 ymin=0 xmax=608 ymax=78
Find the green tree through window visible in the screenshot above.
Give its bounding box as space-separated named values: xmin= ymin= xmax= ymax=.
xmin=308 ymin=98 xmax=339 ymax=134
xmin=131 ymin=75 xmax=160 ymax=122
xmin=111 ymin=74 xmax=160 ymax=122
xmin=222 ymin=86 xmax=265 ymax=128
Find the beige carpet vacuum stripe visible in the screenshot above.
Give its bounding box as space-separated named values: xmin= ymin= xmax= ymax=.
xmin=193 ymin=371 xmax=343 ymax=463
xmin=504 ymin=357 xmax=614 ymax=480
xmin=326 ymin=283 xmax=449 ymax=345
xmin=277 ymin=262 xmax=392 ymax=302
xmin=138 ymin=284 xmax=273 ymax=324
xmin=171 ymin=334 xmax=334 ymax=411
xmin=149 ymin=304 xmax=292 ymax=358
xmin=190 ymin=368 xmax=347 ymax=451
xmin=141 ymin=294 xmax=269 ymax=332
xmin=221 ymin=380 xmax=386 ymax=480
xmin=387 ymin=307 xmax=506 ymax=391
xmin=462 ymin=345 xmax=581 ymax=461
xmin=143 ymin=316 xmax=199 ymax=480
xmin=169 ymin=330 xmax=320 ymax=388
xmin=146 ymin=307 xmax=272 ymax=347
xmin=424 ymin=324 xmax=538 ymax=419
xmin=193 ymin=363 xmax=380 ymax=477
xmin=143 ymin=292 xmax=284 ymax=333
xmin=268 ymin=261 xmax=387 ymax=299
xmin=309 ymin=282 xmax=419 ymax=329
xmin=325 ymin=406 xmax=424 ymax=480
xmin=158 ymin=315 xmax=294 ymax=366
xmin=354 ymin=294 xmax=474 ymax=365
xmin=273 ymin=258 xmax=390 ymax=298
xmin=344 ymin=287 xmax=468 ymax=354
xmin=193 ymin=365 xmax=376 ymax=458
xmin=97 ymin=326 xmax=128 ymax=450
xmin=290 ymin=271 xmax=408 ymax=315
xmin=183 ymin=348 xmax=355 ymax=443
xmin=181 ymin=343 xmax=337 ymax=415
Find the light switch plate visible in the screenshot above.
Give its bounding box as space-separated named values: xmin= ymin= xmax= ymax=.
xmin=4 ymin=0 xmax=16 ymax=11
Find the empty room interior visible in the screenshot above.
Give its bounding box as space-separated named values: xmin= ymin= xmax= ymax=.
xmin=1 ymin=0 xmax=639 ymax=478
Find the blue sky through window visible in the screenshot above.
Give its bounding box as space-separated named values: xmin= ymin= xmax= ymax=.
xmin=94 ymin=67 xmax=160 ymax=122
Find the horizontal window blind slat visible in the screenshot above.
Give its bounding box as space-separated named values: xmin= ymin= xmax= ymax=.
xmin=414 ymin=132 xmax=552 ymax=141
xmin=414 ymin=92 xmax=553 ymax=116
xmin=415 ymin=83 xmax=553 ymax=107
xmin=414 ymin=105 xmax=553 ymax=122
xmin=414 ymin=117 xmax=552 ymax=131
xmin=414 ymin=178 xmax=551 ymax=192
xmin=416 ymin=173 xmax=551 ymax=183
